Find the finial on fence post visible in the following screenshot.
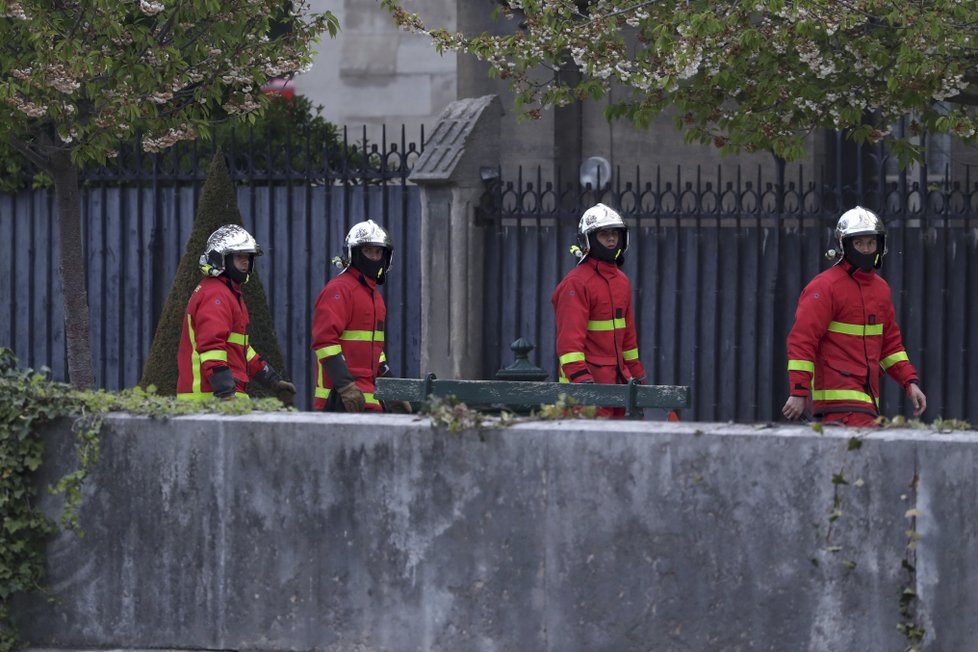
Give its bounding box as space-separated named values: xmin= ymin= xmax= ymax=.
xmin=495 ymin=338 xmax=549 ymax=382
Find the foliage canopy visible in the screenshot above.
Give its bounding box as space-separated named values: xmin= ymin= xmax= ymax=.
xmin=0 ymin=0 xmax=337 ymax=388
xmin=382 ymin=0 xmax=978 ymax=163
xmin=0 ymin=0 xmax=338 ymax=167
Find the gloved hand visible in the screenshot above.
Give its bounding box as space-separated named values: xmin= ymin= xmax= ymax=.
xmin=209 ymin=366 xmax=236 ymax=399
xmin=337 ymin=381 xmax=366 ymax=413
xmin=254 ymin=363 xmax=296 ymax=406
xmin=273 ymin=379 xmax=297 ymax=406
xmin=388 ymin=400 xmax=413 ymax=414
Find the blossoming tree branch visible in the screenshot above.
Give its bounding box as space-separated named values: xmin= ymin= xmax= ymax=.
xmin=382 ymin=0 xmax=978 ymax=163
xmin=0 ymin=0 xmax=338 ymax=388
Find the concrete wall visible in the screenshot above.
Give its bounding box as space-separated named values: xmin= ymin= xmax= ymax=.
xmin=17 ymin=414 xmax=978 ymax=651
xmin=297 ymin=0 xmax=457 ymax=144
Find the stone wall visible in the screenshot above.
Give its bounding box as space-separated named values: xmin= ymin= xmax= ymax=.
xmin=17 ymin=414 xmax=978 ymax=651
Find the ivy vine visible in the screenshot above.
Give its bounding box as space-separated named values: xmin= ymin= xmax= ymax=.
xmin=810 ymin=415 xmax=971 ymax=651
xmin=0 ymin=348 xmax=287 ymax=652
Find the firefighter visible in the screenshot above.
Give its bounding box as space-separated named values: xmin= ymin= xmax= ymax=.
xmin=783 ymin=206 xmax=927 ymax=426
xmin=311 ymin=219 xmax=411 ymax=413
xmin=552 ymin=203 xmax=647 ymax=418
xmin=177 ymin=224 xmax=296 ymax=402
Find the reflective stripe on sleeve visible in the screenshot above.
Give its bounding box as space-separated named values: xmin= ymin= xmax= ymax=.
xmin=316 ymin=345 xmax=343 ymax=360
xmin=199 ymin=350 xmax=228 ymax=363
xmin=246 ymin=346 xmax=258 ymax=362
xmin=227 ymin=332 xmax=247 ymax=345
xmin=880 ymin=351 xmax=909 ymax=370
xmin=559 ymin=351 xmax=586 ymax=365
xmin=622 ymin=348 xmax=639 ymax=361
xmin=788 ymin=359 xmax=815 ymax=372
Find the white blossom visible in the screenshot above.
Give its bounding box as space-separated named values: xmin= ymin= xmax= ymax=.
xmin=3 ymin=1 xmax=27 ymax=19
xmin=139 ymin=0 xmax=165 ymax=16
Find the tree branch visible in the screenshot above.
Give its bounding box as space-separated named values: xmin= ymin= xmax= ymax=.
xmin=6 ymin=133 xmax=51 ymax=170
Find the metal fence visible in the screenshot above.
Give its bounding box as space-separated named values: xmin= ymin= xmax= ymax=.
xmin=481 ymin=158 xmax=978 ymax=424
xmin=0 ymin=126 xmax=424 ymax=411
xmin=4 ymin=126 xmax=977 ymax=422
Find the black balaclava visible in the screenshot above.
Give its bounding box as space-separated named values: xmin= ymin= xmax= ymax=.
xmin=587 ymin=229 xmax=625 ymax=266
xmin=224 ymin=254 xmax=253 ymax=284
xmin=842 ymin=237 xmax=880 ymax=273
xmin=351 ymin=246 xmax=389 ymax=284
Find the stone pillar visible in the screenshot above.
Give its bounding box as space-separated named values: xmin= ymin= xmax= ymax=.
xmin=410 ymin=95 xmax=502 ymax=379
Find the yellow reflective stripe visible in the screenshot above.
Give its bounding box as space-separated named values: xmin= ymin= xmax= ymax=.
xmin=340 ymin=330 xmax=384 ymax=342
xmin=177 ymin=392 xmax=214 ymax=401
xmin=199 ymin=350 xmax=228 ymax=363
xmin=227 ymin=332 xmax=247 ymax=345
xmin=881 ymin=351 xmax=909 ymax=370
xmin=559 ymin=351 xmax=586 ymax=365
xmin=622 ymin=348 xmax=639 ymax=361
xmin=315 ymin=388 xmax=379 ymax=403
xmin=246 ymin=346 xmax=257 ymax=362
xmin=788 ymin=359 xmax=815 ymax=373
xmin=812 ymin=389 xmax=879 ymax=406
xmin=316 ymin=345 xmax=343 ymax=360
xmin=828 ymin=321 xmax=883 ymax=336
xmin=379 ymin=351 xmax=387 ymax=363
xmin=187 ymin=315 xmax=203 ymax=395
xmin=587 ymin=318 xmax=626 ymax=331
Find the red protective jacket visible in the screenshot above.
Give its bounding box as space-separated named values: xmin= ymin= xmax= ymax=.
xmin=177 ymin=276 xmax=265 ymax=399
xmin=311 ymin=269 xmax=387 ymax=411
xmin=551 ymin=258 xmax=647 ymax=387
xmin=786 ymin=261 xmax=918 ymax=417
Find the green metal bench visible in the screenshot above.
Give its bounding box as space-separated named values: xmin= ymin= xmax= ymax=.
xmin=375 ymin=374 xmax=690 ymax=419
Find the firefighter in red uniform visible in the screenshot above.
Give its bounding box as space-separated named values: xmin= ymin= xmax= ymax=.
xmin=311 ymin=219 xmax=411 ymax=413
xmin=783 ymin=207 xmax=927 ymax=426
xmin=552 ymin=203 xmax=647 ymax=418
xmin=177 ymin=224 xmax=296 ymax=402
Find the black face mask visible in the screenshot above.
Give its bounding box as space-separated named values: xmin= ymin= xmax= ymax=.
xmin=351 ymin=248 xmax=388 ymax=284
xmin=224 ymin=254 xmax=252 ymax=284
xmin=587 ymin=231 xmax=625 ymax=265
xmin=843 ymin=239 xmax=879 ymax=272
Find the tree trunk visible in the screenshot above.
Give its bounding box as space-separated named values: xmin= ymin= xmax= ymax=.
xmin=50 ymin=149 xmax=95 ymax=390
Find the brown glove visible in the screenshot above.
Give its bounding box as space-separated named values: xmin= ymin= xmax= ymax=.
xmin=273 ymin=380 xmax=296 ymax=406
xmin=388 ymin=400 xmax=413 ymax=414
xmin=254 ymin=363 xmax=296 ymax=406
xmin=337 ymin=381 xmax=366 ymax=413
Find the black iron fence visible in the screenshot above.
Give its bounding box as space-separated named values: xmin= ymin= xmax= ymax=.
xmin=0 ymin=126 xmax=424 ymax=411
xmin=4 ymin=124 xmax=977 ymax=421
xmin=481 ymin=157 xmax=978 ymax=423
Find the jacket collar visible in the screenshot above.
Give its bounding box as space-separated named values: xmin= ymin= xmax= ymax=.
xmin=587 ymin=257 xmax=620 ymax=276
xmin=840 ymin=259 xmax=876 ymax=281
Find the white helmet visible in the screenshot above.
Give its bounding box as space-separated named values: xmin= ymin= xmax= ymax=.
xmin=576 ymin=203 xmax=628 ymax=265
xmin=833 ymin=206 xmax=887 ymax=269
xmin=343 ymin=219 xmax=394 ymax=283
xmin=199 ymin=224 xmax=262 ymax=282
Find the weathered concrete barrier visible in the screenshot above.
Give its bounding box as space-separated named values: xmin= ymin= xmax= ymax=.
xmin=16 ymin=414 xmax=978 ymax=651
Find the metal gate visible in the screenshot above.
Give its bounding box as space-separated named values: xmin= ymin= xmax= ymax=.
xmin=482 ymin=162 xmax=978 ymax=423
xmin=0 ymin=126 xmax=424 ymax=411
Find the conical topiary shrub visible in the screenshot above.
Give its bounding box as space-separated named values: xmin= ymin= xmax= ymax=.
xmin=139 ymin=149 xmax=290 ymax=400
